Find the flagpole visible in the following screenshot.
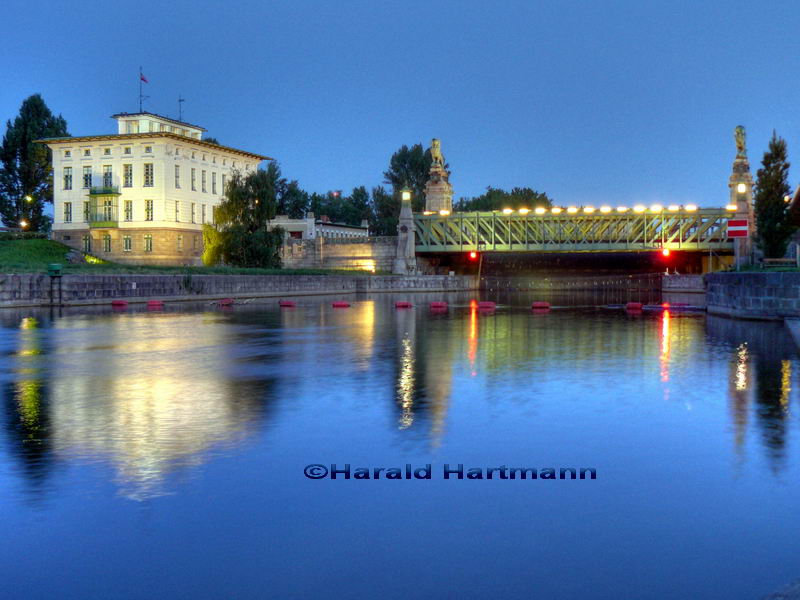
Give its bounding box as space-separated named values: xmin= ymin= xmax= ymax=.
xmin=139 ymin=66 xmax=142 ymax=112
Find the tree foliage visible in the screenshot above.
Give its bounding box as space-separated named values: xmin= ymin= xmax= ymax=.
xmin=455 ymin=187 xmax=552 ymax=211
xmin=754 ymin=132 xmax=794 ymax=258
xmin=369 ymin=185 xmax=398 ymax=236
xmin=0 ymin=94 xmax=69 ymax=230
xmin=383 ymin=143 xmax=442 ymax=212
xmin=202 ymin=164 xmax=284 ymax=267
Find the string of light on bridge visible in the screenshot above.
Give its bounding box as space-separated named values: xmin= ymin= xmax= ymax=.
xmin=423 ymin=204 xmax=739 ymax=217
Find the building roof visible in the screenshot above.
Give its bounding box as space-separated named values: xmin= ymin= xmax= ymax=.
xmin=35 ymin=133 xmax=272 ymax=161
xmin=111 ymin=111 xmax=207 ymax=132
xmin=315 ymin=220 xmax=368 ymax=230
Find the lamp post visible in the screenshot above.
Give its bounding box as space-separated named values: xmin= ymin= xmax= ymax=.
xmin=393 ymin=187 xmax=416 ymax=274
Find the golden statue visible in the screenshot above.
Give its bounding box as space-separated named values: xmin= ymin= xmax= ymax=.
xmin=430 ymin=138 xmax=444 ymax=165
xmin=735 ymin=125 xmax=746 ymax=158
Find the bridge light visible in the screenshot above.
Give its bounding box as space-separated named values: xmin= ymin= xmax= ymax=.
xmin=468 ymin=251 xmax=478 ymax=261
xmin=633 ymin=205 xmax=646 ymax=213
xmin=583 ymin=206 xmax=595 ymax=213
xmin=662 ymin=249 xmax=671 ymax=257
xmin=667 ymin=205 xmax=679 ymax=211
xmin=439 ymin=209 xmax=450 ymax=216
xmin=567 ymin=206 xmax=578 ymax=214
xmin=502 ymin=208 xmax=513 ymax=215
xmin=737 ymin=183 xmax=747 ymax=194
xmin=685 ymin=204 xmax=698 ymax=212
xmin=617 ymin=206 xmax=629 ymax=213
xmin=785 ymin=195 xmax=791 ymax=203
xmin=650 ymin=204 xmax=663 ymax=212
xmin=551 ymin=207 xmax=563 ymax=214
xmin=534 ymin=207 xmax=546 ymax=214
xmin=518 ymin=208 xmax=530 ymax=214
xmin=600 ymin=206 xmax=612 ymax=213
xmin=423 ymin=210 xmax=434 ymax=215
xmin=401 ymin=188 xmax=412 ymax=202
xmin=725 ymin=204 xmax=737 ymax=211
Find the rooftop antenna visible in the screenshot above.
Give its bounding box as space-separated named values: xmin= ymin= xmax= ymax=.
xmin=178 ymin=94 xmax=185 ymax=122
xmin=138 ymin=67 xmax=149 ymax=113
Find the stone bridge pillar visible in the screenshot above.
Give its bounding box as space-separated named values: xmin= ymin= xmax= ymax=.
xmin=393 ymin=190 xmax=417 ymax=274
xmin=729 ymin=126 xmax=755 ymax=267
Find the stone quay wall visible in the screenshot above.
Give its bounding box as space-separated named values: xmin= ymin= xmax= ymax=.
xmin=706 ymin=272 xmax=800 ymax=320
xmin=281 ymin=237 xmax=398 ymax=272
xmin=0 ymin=273 xmax=477 ymax=308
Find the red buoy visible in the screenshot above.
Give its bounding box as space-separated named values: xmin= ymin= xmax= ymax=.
xmin=477 ymin=301 xmax=496 ymax=309
xmin=218 ymin=298 xmax=234 ymax=306
xmin=626 ymin=302 xmax=643 ymax=311
xmin=429 ymin=301 xmax=448 ymax=310
xmin=395 ymin=301 xmax=413 ymax=308
xmin=531 ymin=301 xmax=550 ymax=309
xmin=111 ymin=300 xmax=128 ymax=308
xmin=332 ymin=301 xmax=351 ymax=308
xmin=147 ymin=300 xmax=164 ymax=310
xmin=279 ymin=300 xmax=296 ymax=307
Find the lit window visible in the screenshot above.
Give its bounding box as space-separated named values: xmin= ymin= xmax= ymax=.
xmin=64 ymin=202 xmax=72 ymax=223
xmin=103 ymin=234 xmax=111 ymax=253
xmin=123 ymin=164 xmax=133 ymax=187
xmin=63 ymin=167 xmax=72 ymax=190
xmin=143 ymin=163 xmax=154 ymax=187
xmin=145 ymin=199 xmax=153 ymax=221
xmin=144 ymin=235 xmax=153 ymax=252
xmin=123 ymin=236 xmax=132 ymax=252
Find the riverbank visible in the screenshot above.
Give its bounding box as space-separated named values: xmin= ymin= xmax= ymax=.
xmin=0 ymin=273 xmax=477 ymax=308
xmin=706 ymin=272 xmax=800 ymax=320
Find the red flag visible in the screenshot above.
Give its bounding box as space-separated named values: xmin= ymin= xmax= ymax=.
xmin=140 ymin=73 xmax=149 ymax=83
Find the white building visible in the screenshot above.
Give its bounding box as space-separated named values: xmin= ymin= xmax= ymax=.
xmin=272 ymin=213 xmax=369 ymax=240
xmin=40 ymin=112 xmax=269 ymax=265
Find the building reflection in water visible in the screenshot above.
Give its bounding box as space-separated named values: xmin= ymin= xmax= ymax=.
xmin=5 ymin=312 xmax=271 ymax=500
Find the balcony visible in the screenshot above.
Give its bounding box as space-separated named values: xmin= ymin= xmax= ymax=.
xmin=88 ymin=185 xmax=121 ymax=196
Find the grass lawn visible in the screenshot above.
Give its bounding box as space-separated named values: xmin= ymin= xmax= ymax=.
xmin=0 ymin=239 xmax=387 ymax=276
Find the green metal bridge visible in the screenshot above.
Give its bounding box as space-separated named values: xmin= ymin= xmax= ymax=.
xmin=414 ymin=208 xmax=737 ymax=253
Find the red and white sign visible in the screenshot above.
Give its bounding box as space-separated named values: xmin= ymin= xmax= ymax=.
xmin=727 ymin=219 xmax=749 ymax=238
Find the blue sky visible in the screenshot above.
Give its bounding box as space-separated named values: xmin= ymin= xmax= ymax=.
xmin=3 ymin=0 xmax=798 ymax=207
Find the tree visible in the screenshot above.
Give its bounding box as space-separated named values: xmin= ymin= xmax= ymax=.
xmin=0 ymin=94 xmax=69 ymax=230
xmin=455 ymin=186 xmax=553 ymax=211
xmin=369 ymin=185 xmax=398 ymax=236
xmin=279 ymin=180 xmax=309 ymax=219
xmin=346 ymin=186 xmax=371 ymax=226
xmin=202 ymin=162 xmax=284 ymax=267
xmin=754 ymin=131 xmax=794 ymax=258
xmin=203 ymin=137 xmax=221 ymax=145
xmin=383 ymin=143 xmax=443 ymax=212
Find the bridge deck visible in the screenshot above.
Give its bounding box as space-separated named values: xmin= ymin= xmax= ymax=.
xmin=414 ymin=209 xmax=735 ymax=253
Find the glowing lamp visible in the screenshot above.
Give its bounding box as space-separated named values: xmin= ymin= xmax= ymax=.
xmin=662 ymin=248 xmax=670 ymax=257
xmin=401 ymin=189 xmax=411 ymax=201
xmin=600 ymin=206 xmax=612 ymax=213
xmin=567 ymin=206 xmax=578 ymax=214
xmin=502 ymin=208 xmax=514 ymax=215
xmin=469 ymin=251 xmax=478 ymax=261
xmin=667 ymin=205 xmax=679 ymax=212
xmin=518 ymin=208 xmax=530 ymax=215
xmin=24 ymin=195 xmax=32 ymax=203
xmin=685 ymin=204 xmax=698 ymax=212
xmin=583 ymin=206 xmax=595 ymax=214
xmin=736 ymin=183 xmax=746 ymax=194
xmin=633 ymin=205 xmax=646 ymax=213
xmin=20 ymin=220 xmax=28 ymax=229
xmin=534 ymin=207 xmax=546 ymax=214
xmin=617 ymin=206 xmax=629 ymax=213
xmin=785 ymin=195 xmax=791 ymax=203
xmin=551 ymin=207 xmax=562 ymax=214
xmin=650 ymin=204 xmax=663 ymax=212
xmin=439 ymin=209 xmax=450 ymax=216
xmin=725 ymin=204 xmax=737 ymax=211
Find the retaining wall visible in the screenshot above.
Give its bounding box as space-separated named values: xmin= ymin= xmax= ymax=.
xmin=706 ymin=272 xmax=800 ymax=320
xmin=0 ymin=273 xmax=477 ymax=308
xmin=280 ymin=237 xmax=397 ymax=271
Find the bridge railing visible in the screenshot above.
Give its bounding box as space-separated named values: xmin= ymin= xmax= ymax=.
xmin=414 ymin=209 xmax=734 ymax=252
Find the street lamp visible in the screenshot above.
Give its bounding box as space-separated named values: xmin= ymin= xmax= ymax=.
xmin=736 ymin=183 xmax=746 ymax=194
xmin=20 ymin=220 xmax=28 ymax=229
xmin=24 ymin=195 xmax=32 ymax=203
xmin=401 ymin=188 xmax=412 ymax=202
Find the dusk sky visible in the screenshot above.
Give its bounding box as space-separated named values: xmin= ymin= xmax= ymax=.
xmin=3 ymin=0 xmax=799 ymax=207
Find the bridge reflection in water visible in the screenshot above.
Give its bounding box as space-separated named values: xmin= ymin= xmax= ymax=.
xmin=1 ymin=294 xmax=797 ymax=501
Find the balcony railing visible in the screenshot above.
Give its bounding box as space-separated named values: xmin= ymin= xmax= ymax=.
xmin=88 ymin=185 xmax=121 ymax=196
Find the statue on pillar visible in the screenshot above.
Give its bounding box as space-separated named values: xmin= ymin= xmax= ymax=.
xmin=735 ymin=125 xmax=747 ymax=159
xmin=424 ymin=138 xmax=453 ymax=213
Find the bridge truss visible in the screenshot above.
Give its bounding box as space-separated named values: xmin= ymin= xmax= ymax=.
xmin=414 ymin=209 xmax=736 ymax=253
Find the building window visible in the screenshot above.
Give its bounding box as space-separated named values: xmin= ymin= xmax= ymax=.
xmin=103 ymin=148 xmax=111 ymax=156
xmin=64 ymin=150 xmax=71 ymax=158
xmin=144 ymin=235 xmax=153 ymax=252
xmin=192 ymin=151 xmax=196 ymax=159
xmin=122 ymin=164 xmax=133 ymax=187
xmin=145 ymin=199 xmax=153 ymax=221
xmin=83 ymin=201 xmax=90 ymax=222
xmin=143 ymin=163 xmax=154 ymax=187
xmin=145 ymin=146 xmax=152 ymax=154
xmin=124 ymin=146 xmax=132 ymax=155
xmin=123 ymin=236 xmax=132 ymax=252
xmin=82 ymin=235 xmax=91 ymax=253
xmin=202 ymin=154 xmax=206 ymax=161
xmin=175 ymin=147 xmax=181 ymax=156
xmin=201 ymin=204 xmax=206 ymax=224
xmin=63 ymin=167 xmax=72 ymax=190
xmin=212 ymin=156 xmax=216 ymax=164
xmin=83 ymin=149 xmax=91 ymax=157
xmin=175 ymin=200 xmax=180 ymax=222
xmin=212 ymin=172 xmax=217 ymax=194
xmin=193 ymin=235 xmax=199 ymax=250
xmin=177 ymin=235 xmax=183 ymax=251
xmin=191 ymin=168 xmax=196 ymax=191
xmin=124 ymin=200 xmax=133 ymax=221
xmin=221 ymin=174 xmax=226 ymax=194
xmin=175 ymin=165 xmax=180 ymax=188
xmin=201 ymin=170 xmax=206 ymax=192
xmin=103 ymin=234 xmax=111 ymax=253
xmin=82 ymin=166 xmax=92 ymax=188
xmin=103 ymin=165 xmax=112 ymax=187
xmin=102 ymin=199 xmax=114 ymax=221
xmin=222 ymin=159 xmax=227 ymax=166
xmin=191 ymin=203 xmax=196 ymax=223
xmin=64 ymin=202 xmax=72 ymax=223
